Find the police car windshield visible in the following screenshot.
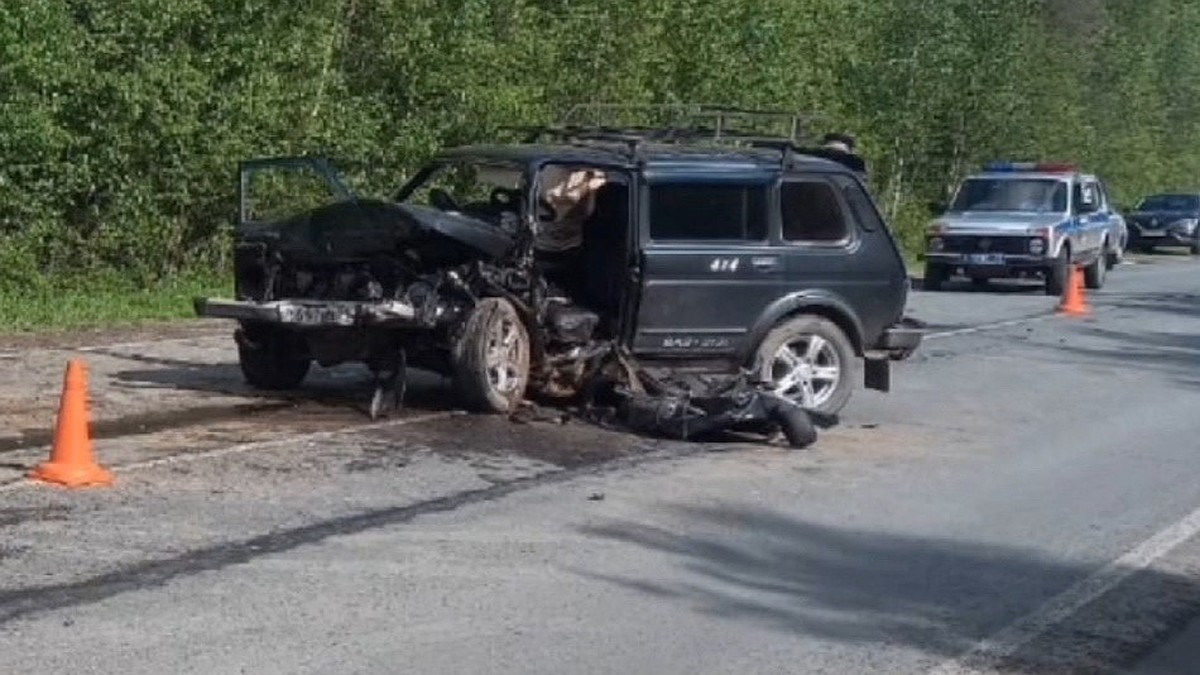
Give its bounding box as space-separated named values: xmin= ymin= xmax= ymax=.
xmin=949 ymin=178 xmax=1068 ymax=213
xmin=1136 ymin=194 xmax=1200 ymax=211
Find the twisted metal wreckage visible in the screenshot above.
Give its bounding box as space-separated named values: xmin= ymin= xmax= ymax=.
xmin=198 ymin=108 xmax=915 ymax=451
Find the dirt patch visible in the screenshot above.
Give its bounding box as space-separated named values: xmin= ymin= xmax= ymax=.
xmin=0 ymin=319 xmax=228 ymax=351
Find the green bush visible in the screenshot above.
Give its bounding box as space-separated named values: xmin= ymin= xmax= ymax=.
xmin=1 ymin=0 xmax=1197 ymax=300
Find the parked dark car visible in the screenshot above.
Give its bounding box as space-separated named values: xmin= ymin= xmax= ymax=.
xmin=194 ymin=108 xmax=921 ymax=419
xmin=1125 ymin=193 xmax=1200 ymax=254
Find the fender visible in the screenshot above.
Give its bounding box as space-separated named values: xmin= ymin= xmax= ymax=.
xmin=736 ymin=290 xmax=866 ymax=364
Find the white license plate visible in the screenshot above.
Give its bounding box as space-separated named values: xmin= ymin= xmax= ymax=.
xmin=966 ymin=253 xmax=1005 ymax=265
xmin=1140 ymin=230 xmax=1166 ymax=237
xmin=283 ymin=304 xmax=349 ymax=325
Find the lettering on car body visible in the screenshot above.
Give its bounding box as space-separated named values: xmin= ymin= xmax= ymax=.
xmin=661 ymin=336 xmax=733 ymax=349
xmin=709 ymin=257 xmax=740 ymax=273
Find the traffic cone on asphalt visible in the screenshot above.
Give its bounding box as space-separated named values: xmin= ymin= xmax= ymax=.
xmin=1057 ymin=265 xmax=1091 ymax=317
xmin=30 ymin=359 xmax=114 ymax=488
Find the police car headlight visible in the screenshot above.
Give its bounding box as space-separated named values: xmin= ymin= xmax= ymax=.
xmin=1029 ymin=238 xmax=1046 ymax=255
xmin=928 ymin=236 xmax=944 ymax=252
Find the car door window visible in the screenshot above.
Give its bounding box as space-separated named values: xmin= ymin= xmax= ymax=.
xmin=1075 ymin=181 xmax=1100 ymax=215
xmin=780 ymin=179 xmax=853 ymax=244
xmin=648 ymin=183 xmax=768 ymax=242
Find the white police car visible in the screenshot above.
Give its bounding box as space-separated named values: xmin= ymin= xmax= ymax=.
xmin=921 ymin=162 xmax=1127 ymax=295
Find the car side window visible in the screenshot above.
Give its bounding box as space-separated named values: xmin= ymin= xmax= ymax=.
xmin=1074 ymin=181 xmax=1100 ymax=215
xmin=832 ymin=175 xmax=880 ymax=232
xmin=780 ymin=179 xmax=852 ymax=243
xmin=648 ymin=183 xmax=768 ymax=241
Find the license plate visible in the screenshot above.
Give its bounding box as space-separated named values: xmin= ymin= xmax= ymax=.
xmin=966 ymin=253 xmax=1005 ymax=265
xmin=281 ymin=304 xmax=351 ymax=325
xmin=1140 ymin=230 xmax=1166 ymax=237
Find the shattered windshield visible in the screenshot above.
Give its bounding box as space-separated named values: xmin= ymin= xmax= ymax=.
xmin=400 ymin=161 xmax=526 ymax=228
xmin=949 ymin=178 xmax=1068 ymax=213
xmin=1136 ymin=194 xmax=1200 ymax=211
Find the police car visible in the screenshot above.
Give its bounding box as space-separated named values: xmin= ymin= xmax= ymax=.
xmin=921 ymin=162 xmax=1127 ymax=295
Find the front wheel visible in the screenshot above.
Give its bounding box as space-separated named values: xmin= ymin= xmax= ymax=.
xmin=237 ymin=325 xmax=311 ymax=390
xmin=451 ymin=298 xmax=531 ymax=414
xmin=754 ymin=315 xmax=856 ymax=416
xmin=1045 ymin=247 xmax=1070 ymax=296
xmin=923 ymin=263 xmax=948 ymax=292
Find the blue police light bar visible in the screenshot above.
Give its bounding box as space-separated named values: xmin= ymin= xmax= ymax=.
xmin=984 ymin=161 xmax=1038 ymax=172
xmin=984 ymin=161 xmax=1078 ymax=173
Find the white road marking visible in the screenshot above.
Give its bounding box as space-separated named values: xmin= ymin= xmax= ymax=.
xmin=0 ymin=411 xmax=458 ymax=493
xmin=927 ymin=502 xmax=1200 ymax=674
xmin=922 ymin=306 xmax=1115 ymax=340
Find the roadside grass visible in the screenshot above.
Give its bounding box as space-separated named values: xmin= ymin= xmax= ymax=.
xmin=0 ymin=274 xmax=231 ymax=333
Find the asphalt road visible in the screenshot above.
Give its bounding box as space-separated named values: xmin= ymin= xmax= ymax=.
xmin=0 ymin=254 xmax=1198 ymax=674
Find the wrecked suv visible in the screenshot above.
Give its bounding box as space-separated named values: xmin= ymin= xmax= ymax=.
xmin=195 ymin=112 xmax=921 ymax=422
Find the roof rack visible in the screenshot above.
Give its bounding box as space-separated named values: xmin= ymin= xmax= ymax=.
xmin=505 ymin=104 xmax=822 ymax=159
xmin=501 ymin=104 xmax=867 ymax=172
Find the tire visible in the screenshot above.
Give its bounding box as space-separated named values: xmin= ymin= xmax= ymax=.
xmin=774 ymin=404 xmax=817 ymax=449
xmin=237 ymin=325 xmax=311 ymax=390
xmin=923 ymin=263 xmax=947 ymax=292
xmin=1107 ymin=235 xmax=1125 ymax=267
xmin=451 ymin=298 xmax=530 ymax=414
xmin=970 ymin=277 xmax=989 ymax=290
xmin=1045 ymin=246 xmax=1070 ymax=296
xmin=1190 ymin=231 xmax=1200 ymax=256
xmin=1083 ymin=248 xmax=1107 ymax=290
xmin=753 ymin=315 xmax=856 ymax=416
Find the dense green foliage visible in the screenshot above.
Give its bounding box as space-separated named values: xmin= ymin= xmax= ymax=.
xmin=2 ymin=0 xmax=1199 ymax=294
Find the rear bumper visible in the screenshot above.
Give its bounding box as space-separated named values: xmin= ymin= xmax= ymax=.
xmin=194 ymin=297 xmax=419 ymax=327
xmin=877 ymin=317 xmax=924 ymax=359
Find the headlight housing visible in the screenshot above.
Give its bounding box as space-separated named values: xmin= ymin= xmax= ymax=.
xmin=1170 ymin=218 xmax=1199 ymax=233
xmin=1029 ymin=238 xmax=1046 ymax=255
xmin=928 ymin=236 xmax=945 ymax=252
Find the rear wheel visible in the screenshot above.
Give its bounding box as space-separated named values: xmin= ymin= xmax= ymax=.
xmin=237 ymin=325 xmax=311 ymax=390
xmin=1107 ymin=235 xmax=1125 ymax=267
xmin=754 ymin=315 xmax=856 ymax=416
xmin=451 ymin=298 xmax=530 ymax=414
xmin=1083 ymin=248 xmax=1107 ymax=290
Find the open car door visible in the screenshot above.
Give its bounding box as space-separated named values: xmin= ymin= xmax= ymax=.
xmin=238 ymin=156 xmax=356 ymax=228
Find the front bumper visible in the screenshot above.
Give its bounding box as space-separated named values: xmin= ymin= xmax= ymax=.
xmin=194 ymin=297 xmax=420 ymax=327
xmin=923 ymin=252 xmax=1052 ymax=272
xmin=1128 ymin=227 xmax=1196 ymax=247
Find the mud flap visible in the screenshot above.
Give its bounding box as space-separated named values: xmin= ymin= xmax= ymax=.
xmin=864 ymin=357 xmax=891 ymax=393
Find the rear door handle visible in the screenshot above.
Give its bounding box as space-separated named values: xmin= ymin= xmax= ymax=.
xmin=751 ymin=256 xmax=781 ymax=271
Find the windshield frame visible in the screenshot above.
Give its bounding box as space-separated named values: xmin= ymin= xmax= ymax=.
xmin=947 ymin=176 xmax=1071 ymax=215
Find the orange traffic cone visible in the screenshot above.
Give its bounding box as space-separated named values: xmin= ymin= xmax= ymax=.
xmin=30 ymin=359 xmax=114 ymax=488
xmin=1057 ymin=265 xmax=1090 ymax=317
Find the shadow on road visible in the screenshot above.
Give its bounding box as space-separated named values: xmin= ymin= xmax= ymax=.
xmin=576 ymin=506 xmax=1200 ymax=673
xmin=84 ymin=346 xmax=460 ymax=415
xmin=1047 ymin=291 xmax=1200 ymax=389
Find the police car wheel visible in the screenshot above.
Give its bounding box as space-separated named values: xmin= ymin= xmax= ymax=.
xmin=922 ymin=263 xmax=947 ymax=292
xmin=1083 ymin=251 xmax=1106 ymax=290
xmin=1045 ymin=248 xmax=1070 ymax=296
